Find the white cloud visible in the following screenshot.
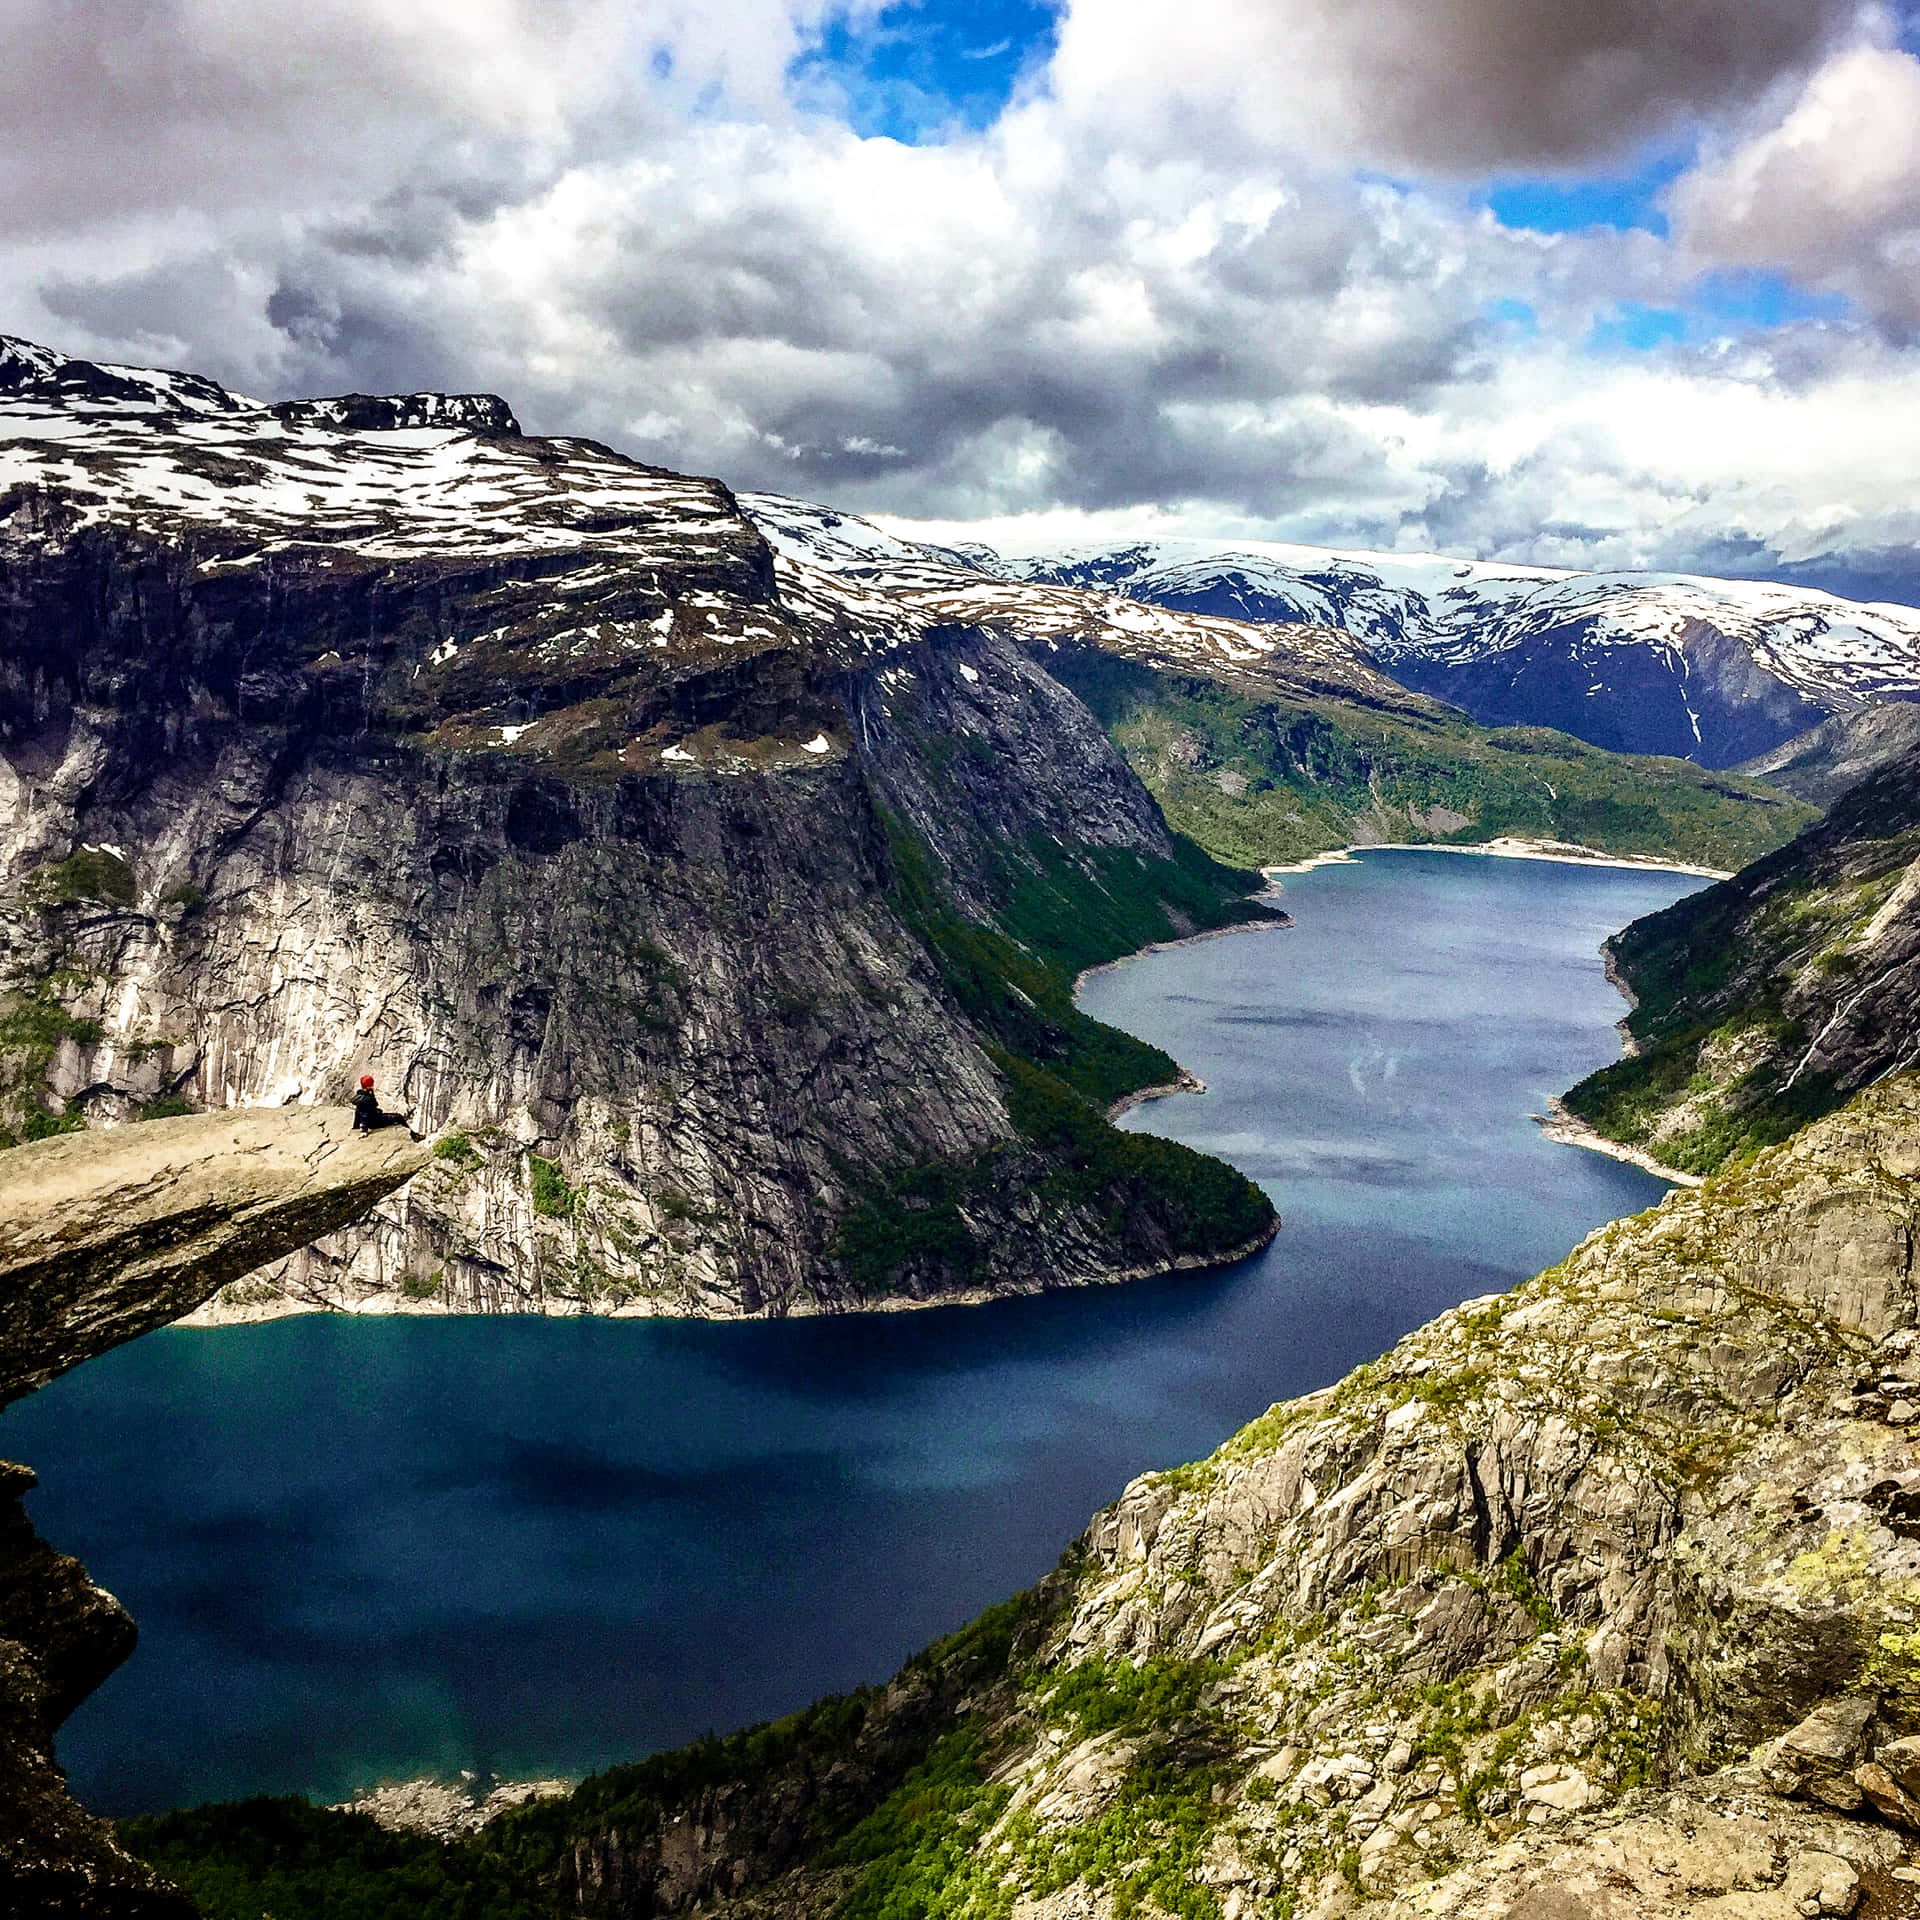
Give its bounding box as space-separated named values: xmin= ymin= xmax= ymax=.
xmin=3 ymin=0 xmax=1920 ymax=591
xmin=1672 ymin=41 xmax=1920 ymax=335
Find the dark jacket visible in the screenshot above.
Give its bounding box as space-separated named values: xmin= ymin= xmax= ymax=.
xmin=351 ymin=1087 xmax=381 ymax=1131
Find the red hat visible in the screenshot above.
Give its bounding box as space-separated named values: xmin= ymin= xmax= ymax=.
xmin=359 ymin=1075 xmax=375 ymax=1089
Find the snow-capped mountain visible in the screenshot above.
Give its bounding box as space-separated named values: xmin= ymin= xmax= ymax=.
xmin=990 ymin=538 xmax=1920 ymax=767
xmin=741 ymin=493 xmax=1434 ymax=714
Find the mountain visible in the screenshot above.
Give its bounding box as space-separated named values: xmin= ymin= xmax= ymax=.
xmin=0 ymin=335 xmax=1278 ymax=1317
xmin=1563 ymin=738 xmax=1920 ymax=1174
xmin=747 ymin=495 xmax=1817 ymax=873
xmin=132 ymin=1075 xmax=1920 ymax=1916
xmin=978 ymin=535 xmax=1920 ymax=768
xmin=1736 ymin=699 xmax=1920 ymax=807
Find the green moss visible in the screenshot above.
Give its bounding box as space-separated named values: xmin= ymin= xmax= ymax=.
xmin=433 ymin=1130 xmax=483 ymax=1171
xmin=34 ymin=847 xmax=138 ymax=907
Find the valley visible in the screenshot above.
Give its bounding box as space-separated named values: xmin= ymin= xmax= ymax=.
xmin=7 ymin=338 xmax=1920 ymax=1919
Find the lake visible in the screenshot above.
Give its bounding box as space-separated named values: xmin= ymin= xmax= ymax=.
xmin=3 ymin=848 xmax=1703 ymax=1814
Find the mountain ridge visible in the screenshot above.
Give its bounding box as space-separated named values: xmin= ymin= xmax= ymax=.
xmin=837 ymin=513 xmax=1920 ymax=769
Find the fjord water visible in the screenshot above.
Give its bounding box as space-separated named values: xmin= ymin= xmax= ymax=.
xmin=6 ymin=849 xmax=1701 ymax=1814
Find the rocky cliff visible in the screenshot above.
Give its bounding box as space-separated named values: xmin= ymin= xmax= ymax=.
xmin=1563 ymin=741 xmax=1920 ymax=1176
xmin=0 ymin=1109 xmax=427 ymax=1917
xmin=326 ymin=1075 xmax=1920 ymax=1920
xmin=1740 ymin=704 xmax=1920 ymax=810
xmin=0 ymin=335 xmax=1277 ymax=1319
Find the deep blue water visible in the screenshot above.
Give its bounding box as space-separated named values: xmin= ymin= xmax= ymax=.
xmin=3 ymin=848 xmax=1702 ymax=1814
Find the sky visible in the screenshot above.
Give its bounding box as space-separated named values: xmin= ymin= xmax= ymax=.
xmin=5 ymin=0 xmax=1920 ymax=596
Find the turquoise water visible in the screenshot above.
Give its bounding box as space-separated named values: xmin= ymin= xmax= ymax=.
xmin=3 ymin=848 xmax=1702 ymax=1814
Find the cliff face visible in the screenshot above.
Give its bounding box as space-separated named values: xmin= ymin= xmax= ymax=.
xmin=0 ymin=336 xmax=1275 ymax=1318
xmin=1739 ymin=701 xmax=1920 ymax=809
xmin=1564 ymin=741 xmax=1920 ymax=1176
xmin=454 ymin=1078 xmax=1920 ymax=1920
xmin=0 ymin=1109 xmax=427 ymax=1918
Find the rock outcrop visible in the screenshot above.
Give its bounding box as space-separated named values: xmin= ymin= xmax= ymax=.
xmin=1740 ymin=701 xmax=1920 ymax=809
xmin=0 ymin=1108 xmax=428 ymax=1917
xmin=1564 ymin=739 xmax=1920 ymax=1175
xmin=0 ymin=333 xmax=1275 ymax=1319
xmin=0 ymin=1107 xmax=428 ymax=1402
xmin=480 ymin=1077 xmax=1920 ymax=1919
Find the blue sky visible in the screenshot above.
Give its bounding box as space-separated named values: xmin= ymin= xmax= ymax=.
xmin=792 ymin=0 xmax=1062 ymax=140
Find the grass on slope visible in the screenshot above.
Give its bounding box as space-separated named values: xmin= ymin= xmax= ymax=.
xmin=1044 ymin=648 xmax=1815 ymax=873
xmin=827 ymin=811 xmax=1277 ymax=1297
xmin=1562 ymin=801 xmax=1920 ymax=1176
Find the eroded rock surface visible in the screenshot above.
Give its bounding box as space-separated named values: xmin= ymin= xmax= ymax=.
xmin=528 ymin=1078 xmax=1920 ymax=1919
xmin=0 ymin=334 xmax=1274 ymax=1318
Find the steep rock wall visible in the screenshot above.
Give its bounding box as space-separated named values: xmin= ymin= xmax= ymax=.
xmin=0 ymin=1109 xmax=428 ymax=1918
xmin=0 ymin=412 xmax=1274 ymax=1317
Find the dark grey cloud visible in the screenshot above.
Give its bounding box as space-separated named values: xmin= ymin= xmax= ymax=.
xmin=1305 ymin=0 xmax=1861 ymax=170
xmin=1050 ymin=0 xmax=1868 ymax=174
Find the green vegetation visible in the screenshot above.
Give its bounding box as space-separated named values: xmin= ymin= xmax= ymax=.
xmin=32 ymin=847 xmax=139 ymax=907
xmin=1045 ymin=647 xmax=1815 ymax=873
xmin=0 ymin=992 xmax=104 ymax=1148
xmin=527 ymin=1155 xmax=574 ymax=1218
xmin=21 ymin=1101 xmax=85 ymax=1142
xmin=434 ymin=1130 xmax=484 ymax=1171
xmin=833 ymin=1156 xmax=991 ymax=1295
xmin=1037 ymin=1654 xmax=1222 ymax=1741
xmin=879 ymin=806 xmax=1261 ymax=1111
xmin=822 ymin=1727 xmax=1013 ymax=1920
xmin=998 ymin=1051 xmax=1272 ymax=1257
xmin=118 ymin=1798 xmax=549 ymax=1920
xmin=829 ymin=811 xmax=1274 ymax=1295
xmin=998 ymin=1759 xmax=1227 ymax=1920
xmin=1562 ymin=795 xmax=1920 ymax=1174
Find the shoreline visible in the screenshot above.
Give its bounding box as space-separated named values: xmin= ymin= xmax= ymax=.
xmin=1072 ymin=899 xmax=1293 ymax=993
xmin=1105 ymin=1068 xmax=1207 ymax=1122
xmin=1532 ymin=1096 xmax=1701 ymax=1187
xmin=1261 ymin=836 xmax=1732 ymax=881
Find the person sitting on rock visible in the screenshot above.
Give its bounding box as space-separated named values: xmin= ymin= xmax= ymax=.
xmin=352 ymin=1075 xmax=387 ymax=1132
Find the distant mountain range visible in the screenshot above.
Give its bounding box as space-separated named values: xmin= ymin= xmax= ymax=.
xmin=746 ymin=496 xmax=1920 ymax=769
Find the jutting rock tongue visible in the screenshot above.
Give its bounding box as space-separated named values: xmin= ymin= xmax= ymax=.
xmin=0 ymin=1109 xmax=429 ymax=1917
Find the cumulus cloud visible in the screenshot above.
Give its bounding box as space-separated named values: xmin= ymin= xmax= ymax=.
xmin=3 ymin=0 xmax=1920 ymax=591
xmin=1672 ymin=41 xmax=1920 ymax=335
